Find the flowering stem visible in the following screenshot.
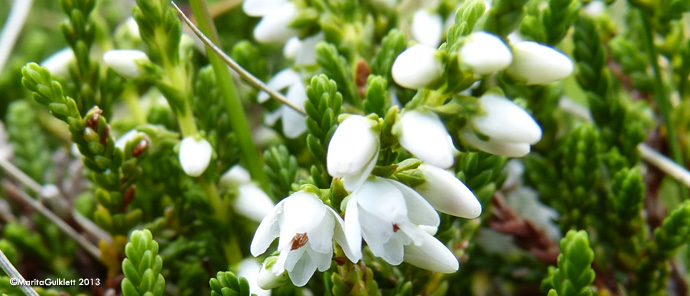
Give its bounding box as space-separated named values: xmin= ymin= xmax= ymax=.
xmin=187 ymin=0 xmax=270 ymax=193
xmin=638 ymin=8 xmax=688 ymax=199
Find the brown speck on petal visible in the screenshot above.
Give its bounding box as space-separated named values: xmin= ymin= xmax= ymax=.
xmin=291 ymin=232 xmax=309 ymax=250
xmin=392 ymin=223 xmax=400 ymax=232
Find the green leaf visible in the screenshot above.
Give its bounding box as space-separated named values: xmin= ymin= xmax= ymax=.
xmin=316 ymin=42 xmax=359 ymax=107
xmin=122 ymin=229 xmax=165 ymax=296
xmin=546 ymin=230 xmax=595 ymax=296
xmin=370 ymin=29 xmax=406 ymax=86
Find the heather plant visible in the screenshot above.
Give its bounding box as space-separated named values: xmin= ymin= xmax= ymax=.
xmin=0 ymin=0 xmax=689 ymax=295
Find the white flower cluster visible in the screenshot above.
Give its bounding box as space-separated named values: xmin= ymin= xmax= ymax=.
xmin=251 ymin=115 xmax=482 ymax=287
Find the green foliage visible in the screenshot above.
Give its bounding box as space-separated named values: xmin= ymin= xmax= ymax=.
xmin=132 ymin=0 xmax=181 ymax=66
xmin=362 ymin=75 xmax=388 ymax=118
xmin=482 ymin=0 xmax=531 ymax=37
xmin=446 ymin=0 xmax=486 ymax=48
xmin=122 ymin=229 xmax=166 ymax=296
xmin=316 ymin=42 xmax=360 ymax=107
xmin=304 ymin=74 xmax=343 ymax=188
xmin=542 ymin=230 xmax=595 ymax=296
xmin=634 ymin=202 xmax=690 ymax=295
xmin=264 ymin=145 xmax=298 ymax=198
xmin=519 ymin=0 xmax=580 ymax=45
xmin=609 ymin=37 xmax=652 ymax=92
xmin=231 ymin=41 xmax=268 ymax=82
xmin=455 ymin=152 xmax=507 ymax=206
xmin=209 ymin=271 xmax=255 ymax=296
xmin=370 ymin=29 xmax=406 ymax=86
xmin=6 ymin=101 xmax=52 ymax=183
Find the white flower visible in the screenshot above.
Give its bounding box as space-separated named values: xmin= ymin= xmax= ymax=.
xmin=252 ymin=2 xmax=299 ymax=43
xmin=40 ymin=48 xmax=75 ymax=78
xmin=459 ymin=32 xmax=512 ymax=75
xmin=394 ymin=110 xmax=456 ymax=169
xmin=238 ymin=259 xmax=272 ymax=296
xmin=257 ymin=256 xmax=289 ymax=289
xmin=506 ymin=41 xmax=573 ymax=85
xmin=415 ymin=163 xmax=482 ymax=218
xmin=242 ymin=0 xmax=288 ymax=16
xmin=259 ymin=69 xmax=308 ymax=138
xmin=460 ymin=94 xmax=542 ymax=157
xmin=327 ymin=115 xmax=380 ymax=191
xmin=284 ymin=33 xmax=324 ymax=65
xmin=220 ymin=165 xmax=275 ymax=222
xmin=343 ymin=177 xmax=459 ymax=273
xmin=103 ymin=49 xmax=150 ymax=79
xmin=250 ymin=191 xmax=357 ymax=286
xmin=411 ymin=10 xmax=443 ymax=48
xmin=391 ymin=44 xmax=443 ymax=89
xmin=178 ymin=137 xmax=213 ymax=177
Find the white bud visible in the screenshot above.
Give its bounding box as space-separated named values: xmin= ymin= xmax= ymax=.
xmin=234 ymin=184 xmax=275 ymax=223
xmin=238 ymin=259 xmax=272 ymax=296
xmin=327 ymin=115 xmax=379 ymax=190
xmin=103 ymin=49 xmax=150 ymax=79
xmin=283 ymin=37 xmax=302 ymax=59
xmin=459 ymin=32 xmax=512 ymax=75
xmin=253 ymin=2 xmax=298 ymax=43
xmin=220 ymin=165 xmax=252 ymax=187
xmin=178 ymin=137 xmax=212 ymax=177
xmin=395 ymin=110 xmax=455 ymax=169
xmin=40 ymin=48 xmax=75 ymax=78
xmin=506 ymin=41 xmax=573 ymax=85
xmin=474 ymin=94 xmax=542 ymax=144
xmin=460 ymin=132 xmax=532 ymax=157
xmin=257 ymin=257 xmax=289 ymax=289
xmin=243 ymin=0 xmax=288 ymax=17
xmin=411 ymin=10 xmax=443 ymax=48
xmin=415 ymin=164 xmax=481 ymax=218
xmin=392 ymin=44 xmax=443 ymax=89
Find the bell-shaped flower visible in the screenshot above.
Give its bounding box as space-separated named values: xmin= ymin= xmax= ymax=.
xmin=403 ymin=230 xmax=460 ymax=273
xmin=394 ymin=110 xmax=456 ymax=169
xmin=460 ymin=94 xmax=542 ymax=157
xmin=392 ymin=44 xmax=443 ymax=89
xmin=327 ymin=115 xmax=380 ymax=191
xmin=459 ymin=32 xmax=513 ymax=75
xmin=343 ymin=177 xmax=458 ymax=272
xmin=238 ymin=259 xmax=272 ymax=296
xmin=414 ymin=163 xmax=481 ymax=218
xmin=178 ymin=136 xmax=213 ymax=177
xmin=506 ymin=41 xmax=573 ymax=85
xmin=220 ymin=165 xmax=275 ymax=222
xmin=41 ymin=48 xmax=75 ymax=78
xmin=103 ymin=49 xmax=150 ymax=79
xmin=284 ymin=33 xmax=324 ymax=65
xmin=258 ymin=69 xmax=308 ymax=138
xmin=251 ymin=191 xmax=357 ymax=286
xmin=251 ymin=2 xmax=299 ymax=43
xmin=411 ymin=10 xmax=443 ymax=48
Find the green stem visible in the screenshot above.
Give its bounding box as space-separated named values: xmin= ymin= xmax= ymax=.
xmin=639 ymin=9 xmax=688 ymax=199
xmin=188 ymin=0 xmax=270 ymax=193
xmin=123 ymin=86 xmax=146 ymax=125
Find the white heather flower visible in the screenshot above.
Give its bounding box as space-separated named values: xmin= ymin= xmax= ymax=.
xmin=40 ymin=48 xmax=75 ymax=78
xmin=250 ymin=191 xmax=357 ymax=286
xmin=506 ymin=41 xmax=574 ymax=85
xmin=459 ymin=32 xmax=513 ymax=75
xmin=283 ymin=37 xmax=302 ymax=59
xmin=411 ymin=10 xmax=444 ymax=48
xmin=253 ymin=2 xmax=299 ymax=43
xmin=258 ymin=69 xmax=308 ymax=138
xmin=343 ymin=177 xmax=458 ymax=272
xmin=242 ymin=0 xmax=288 ymax=16
xmin=415 ymin=163 xmax=482 ymax=218
xmin=394 ymin=110 xmax=456 ymax=169
xmin=460 ymin=94 xmax=542 ymax=157
xmin=284 ymin=33 xmax=324 ymax=65
xmin=391 ymin=44 xmax=443 ymax=89
xmin=327 ymin=115 xmax=379 ymax=191
xmin=220 ymin=165 xmax=275 ymax=222
xmin=238 ymin=259 xmax=272 ymax=296
xmin=178 ymin=137 xmax=213 ymax=177
xmin=103 ymin=49 xmax=150 ymax=79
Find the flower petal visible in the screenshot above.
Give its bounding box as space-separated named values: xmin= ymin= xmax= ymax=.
xmin=330 ymin=206 xmax=361 ymax=262
xmin=306 ymin=211 xmax=335 ymax=254
xmin=258 ymin=68 xmax=301 ymax=103
xmin=41 ymin=48 xmax=75 ymax=78
xmin=178 ymin=137 xmax=213 ymax=177
xmin=220 ymin=165 xmax=251 ymax=187
xmin=103 ymin=49 xmax=150 ymax=79
xmin=281 ymin=83 xmax=308 ymax=138
xmin=380 ymin=234 xmax=405 ymax=265
xmin=235 ymin=184 xmax=276 ymax=223
xmin=460 ymin=130 xmax=532 ymax=157
xmin=396 ymin=110 xmax=455 ymax=168
xmin=387 ymin=179 xmax=440 ymax=226
xmin=506 ymin=41 xmax=574 ymax=85
xmin=403 ymin=232 xmax=459 ymax=273
xmin=356 ymin=178 xmax=407 ymax=223
xmin=411 ymin=10 xmax=443 ymax=48
xmin=459 ymin=31 xmax=512 ymax=75
xmin=327 ymin=115 xmax=379 ymax=178
xmin=306 ymin=245 xmax=333 ymax=272
xmin=242 ymin=0 xmax=288 ymax=16
xmin=416 ymin=163 xmax=482 ymax=219
xmin=391 ymin=44 xmax=443 ymax=89
xmin=253 ymin=2 xmax=299 ymax=43
xmin=251 ymin=199 xmax=286 ymax=256
xmin=287 ymin=252 xmax=318 ymax=287
xmin=474 ymin=94 xmax=542 ymax=144
xmin=295 ymin=32 xmax=324 ymax=65
xmin=238 ymin=259 xmax=271 ymax=296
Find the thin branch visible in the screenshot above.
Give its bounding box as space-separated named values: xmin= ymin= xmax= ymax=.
xmin=559 ymin=97 xmax=690 ymax=188
xmin=0 ymin=157 xmax=111 ymax=242
xmin=0 ymin=250 xmax=39 ymax=296
xmin=2 ymin=181 xmax=100 ymax=259
xmin=170 ymin=1 xmax=307 ymax=116
xmin=0 ymin=0 xmax=33 ymax=72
